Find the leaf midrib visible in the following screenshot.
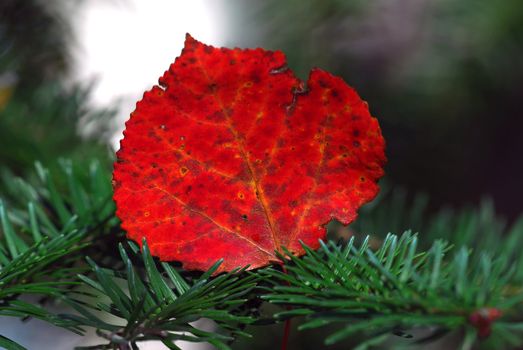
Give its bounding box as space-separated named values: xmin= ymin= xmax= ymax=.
xmin=193 ymin=50 xmax=282 ymax=256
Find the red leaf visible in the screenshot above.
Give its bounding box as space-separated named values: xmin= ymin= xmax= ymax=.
xmin=113 ymin=34 xmax=386 ymax=272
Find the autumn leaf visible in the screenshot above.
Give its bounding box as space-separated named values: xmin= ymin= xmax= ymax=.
xmin=113 ymin=34 xmax=386 ymax=272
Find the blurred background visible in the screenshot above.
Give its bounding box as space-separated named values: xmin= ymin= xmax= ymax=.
xmin=1 ymin=0 xmax=522 ymax=349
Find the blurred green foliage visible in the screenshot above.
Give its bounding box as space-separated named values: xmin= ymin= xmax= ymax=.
xmin=225 ymin=0 xmax=523 ymax=218
xmin=0 ymin=0 xmax=114 ymax=176
xmin=0 ymin=0 xmax=73 ymax=87
xmin=0 ymin=83 xmax=114 ymax=174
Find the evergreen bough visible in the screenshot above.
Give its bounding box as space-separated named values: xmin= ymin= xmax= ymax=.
xmin=1 ymin=160 xmax=523 ymax=349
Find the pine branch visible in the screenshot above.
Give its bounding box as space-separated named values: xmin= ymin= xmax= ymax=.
xmin=352 ymin=186 xmax=523 ymax=291
xmin=3 ymin=157 xmax=523 ymax=350
xmin=0 ymin=159 xmax=118 ymax=348
xmin=65 ymin=240 xmax=261 ymax=350
xmin=262 ymin=231 xmax=523 ymax=349
xmin=0 ymin=334 xmax=26 ymax=350
xmin=352 ymin=186 xmax=523 ymax=259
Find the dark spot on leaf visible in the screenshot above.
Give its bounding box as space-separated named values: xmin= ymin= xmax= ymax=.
xmin=208 ymin=110 xmax=225 ymax=121
xmin=353 ymin=141 xmax=361 ymax=147
xmin=251 ymin=74 xmax=261 ymax=84
xmin=147 ymin=130 xmax=157 ymax=138
xmin=182 ymin=245 xmax=194 ymax=253
xmin=241 ymin=214 xmax=248 ymax=221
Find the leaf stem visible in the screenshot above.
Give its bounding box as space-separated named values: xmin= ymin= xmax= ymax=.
xmin=281 ymin=317 xmax=292 ymax=350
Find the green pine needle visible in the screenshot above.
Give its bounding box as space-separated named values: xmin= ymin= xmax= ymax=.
xmin=262 ymin=230 xmax=523 ymax=348
xmin=65 ymin=241 xmax=261 ymax=350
